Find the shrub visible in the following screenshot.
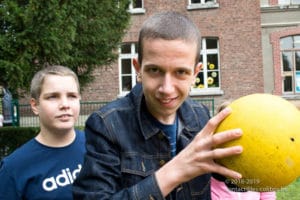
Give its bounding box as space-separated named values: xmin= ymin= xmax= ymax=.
xmin=0 ymin=127 xmax=39 ymax=160
xmin=0 ymin=126 xmax=84 ymax=160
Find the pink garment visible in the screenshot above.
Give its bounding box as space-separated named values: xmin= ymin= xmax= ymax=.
xmin=211 ymin=177 xmax=276 ymax=200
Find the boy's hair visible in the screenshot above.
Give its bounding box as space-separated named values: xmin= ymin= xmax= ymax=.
xmin=30 ymin=65 xmax=80 ymax=100
xmin=137 ymin=11 xmax=202 ymax=66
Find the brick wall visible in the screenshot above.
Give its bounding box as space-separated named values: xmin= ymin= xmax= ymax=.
xmin=81 ymin=0 xmax=263 ymax=104
xmin=81 ymin=65 xmax=119 ymax=102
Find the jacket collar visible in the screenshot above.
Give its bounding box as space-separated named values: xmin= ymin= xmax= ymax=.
xmin=130 ymin=84 xmax=203 ymax=140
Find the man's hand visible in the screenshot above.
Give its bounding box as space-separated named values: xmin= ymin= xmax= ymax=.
xmin=155 ymin=107 xmax=243 ymax=197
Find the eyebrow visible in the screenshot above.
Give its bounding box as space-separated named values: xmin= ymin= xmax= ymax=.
xmin=143 ymin=63 xmax=193 ymax=71
xmin=42 ymin=91 xmax=79 ymax=96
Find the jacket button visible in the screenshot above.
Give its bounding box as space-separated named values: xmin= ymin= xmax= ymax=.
xmin=158 ymin=132 xmax=164 ymax=140
xmin=159 ymin=160 xmax=166 ymax=166
xmin=149 ymin=195 xmax=155 ymax=200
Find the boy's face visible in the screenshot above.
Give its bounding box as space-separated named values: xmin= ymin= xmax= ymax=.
xmin=31 ymin=75 xmax=80 ymax=133
xmin=133 ymin=38 xmax=201 ymax=124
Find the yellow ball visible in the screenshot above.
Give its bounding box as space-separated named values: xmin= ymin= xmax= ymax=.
xmin=215 ymin=93 xmax=300 ymax=191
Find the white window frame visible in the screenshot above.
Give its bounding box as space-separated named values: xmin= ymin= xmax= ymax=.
xmin=278 ymin=0 xmax=300 ymax=5
xmin=280 ymin=35 xmax=300 ymax=95
xmin=187 ymin=0 xmax=219 ymax=10
xmin=118 ymin=43 xmax=138 ymax=96
xmin=128 ymin=0 xmax=145 ymax=14
xmin=190 ymin=38 xmax=223 ymax=96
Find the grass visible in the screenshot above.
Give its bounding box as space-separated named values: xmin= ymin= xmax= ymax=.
xmin=276 ymin=178 xmax=300 ymax=200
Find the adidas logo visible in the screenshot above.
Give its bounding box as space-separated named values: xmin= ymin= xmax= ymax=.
xmin=42 ymin=164 xmax=82 ymax=191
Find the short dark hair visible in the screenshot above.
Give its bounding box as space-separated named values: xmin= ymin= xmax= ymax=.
xmin=137 ymin=11 xmax=201 ymax=66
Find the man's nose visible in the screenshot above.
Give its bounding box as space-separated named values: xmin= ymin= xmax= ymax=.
xmin=158 ymin=74 xmax=175 ymax=94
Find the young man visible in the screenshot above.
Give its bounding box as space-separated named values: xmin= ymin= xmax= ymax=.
xmin=0 ymin=65 xmax=86 ymax=199
xmin=73 ymin=11 xmax=243 ymax=199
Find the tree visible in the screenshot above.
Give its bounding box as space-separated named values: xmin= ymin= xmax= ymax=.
xmin=0 ymin=0 xmax=131 ymax=96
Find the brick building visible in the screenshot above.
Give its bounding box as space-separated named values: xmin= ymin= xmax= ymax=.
xmin=81 ymin=0 xmax=264 ymax=108
xmin=261 ymin=0 xmax=300 ymax=108
xmin=17 ymin=0 xmax=300 ymax=110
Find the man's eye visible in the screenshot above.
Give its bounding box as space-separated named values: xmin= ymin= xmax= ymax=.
xmin=177 ymin=69 xmax=190 ymax=76
xmin=149 ymin=68 xmax=159 ymax=73
xmin=177 ymin=70 xmax=187 ymax=75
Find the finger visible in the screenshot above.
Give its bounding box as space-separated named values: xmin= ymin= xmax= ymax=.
xmin=212 ymin=128 xmax=242 ymax=146
xmin=211 ymin=145 xmax=243 ymax=160
xmin=212 ymin=163 xmax=242 ymax=180
xmin=204 ymin=107 xmax=232 ymax=134
xmin=198 ymin=144 xmax=242 ymax=163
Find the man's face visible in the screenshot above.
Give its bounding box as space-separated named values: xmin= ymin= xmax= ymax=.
xmin=134 ymin=38 xmax=200 ymax=124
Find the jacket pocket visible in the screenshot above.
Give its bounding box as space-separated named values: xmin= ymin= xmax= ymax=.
xmin=188 ymin=174 xmax=211 ymax=200
xmin=120 ymin=152 xmax=157 ymax=187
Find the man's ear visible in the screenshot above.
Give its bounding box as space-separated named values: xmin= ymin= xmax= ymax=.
xmin=133 ymin=58 xmax=142 ymax=82
xmin=30 ymin=98 xmax=39 ymax=115
xmin=191 ymin=62 xmax=202 ymax=84
xmin=133 ymin=58 xmax=141 ymax=73
xmin=194 ymin=62 xmax=202 ymax=76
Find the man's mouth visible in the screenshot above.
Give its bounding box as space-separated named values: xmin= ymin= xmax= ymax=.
xmin=159 ymin=97 xmax=177 ymax=105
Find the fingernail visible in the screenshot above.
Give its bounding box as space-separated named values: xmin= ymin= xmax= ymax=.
xmin=223 ymin=107 xmax=232 ymax=114
xmin=235 ymin=173 xmax=242 ymax=179
xmin=235 ymin=129 xmax=242 ymax=135
xmin=237 ymin=146 xmax=243 ymax=153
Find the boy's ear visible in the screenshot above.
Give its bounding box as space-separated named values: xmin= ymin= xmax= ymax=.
xmin=30 ymin=98 xmax=39 ymax=115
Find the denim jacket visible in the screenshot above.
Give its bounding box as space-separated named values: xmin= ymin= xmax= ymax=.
xmin=73 ymin=84 xmax=211 ymax=200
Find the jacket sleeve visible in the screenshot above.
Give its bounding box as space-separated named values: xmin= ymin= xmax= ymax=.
xmin=0 ymin=161 xmax=21 ymax=200
xmin=72 ymin=112 xmax=165 ymax=200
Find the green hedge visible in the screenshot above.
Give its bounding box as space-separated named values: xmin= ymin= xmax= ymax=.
xmin=0 ymin=127 xmax=39 ymax=160
xmin=0 ymin=126 xmax=84 ymax=160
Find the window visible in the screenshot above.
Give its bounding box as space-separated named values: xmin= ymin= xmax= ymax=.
xmin=191 ymin=38 xmax=221 ymax=95
xmin=187 ymin=0 xmax=219 ymax=10
xmin=118 ymin=43 xmax=138 ymax=95
xmin=278 ymin=0 xmax=300 ymax=5
xmin=190 ymin=0 xmax=215 ymax=3
xmin=281 ymin=35 xmax=300 ymax=94
xmin=128 ymin=0 xmax=145 ymax=14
